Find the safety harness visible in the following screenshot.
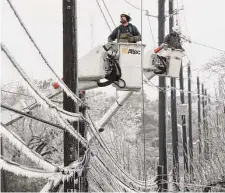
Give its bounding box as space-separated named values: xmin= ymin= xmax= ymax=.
xmin=117 ymin=24 xmax=133 ymax=41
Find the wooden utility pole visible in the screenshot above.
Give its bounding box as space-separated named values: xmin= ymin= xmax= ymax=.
xmin=169 ymin=0 xmax=179 ymax=187
xmin=197 ymin=77 xmax=202 ymax=163
xmin=63 ymin=0 xmax=83 ymax=191
xmin=204 ymin=89 xmax=209 ymax=160
xmin=201 ymin=84 xmax=206 ymax=162
xmin=158 ymin=0 xmax=167 ymax=191
xmin=78 ymin=91 xmax=88 ymax=192
xmin=187 ymin=64 xmax=193 ymax=182
xmin=207 ymin=94 xmax=212 ymax=159
xmin=179 ymin=63 xmax=188 ymax=184
xmin=1 ymin=135 xmax=5 ymax=192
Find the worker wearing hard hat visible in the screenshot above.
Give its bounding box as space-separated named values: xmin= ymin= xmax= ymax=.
xmin=163 ymin=26 xmax=184 ymax=50
xmin=108 ymin=12 xmax=141 ymax=43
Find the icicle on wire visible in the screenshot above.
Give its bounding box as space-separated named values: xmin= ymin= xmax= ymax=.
xmin=41 ymin=148 xmax=92 ymax=192
xmin=0 ymin=156 xmax=56 ymax=179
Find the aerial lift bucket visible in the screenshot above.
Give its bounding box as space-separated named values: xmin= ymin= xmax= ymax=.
xmin=112 ymin=43 xmax=146 ymax=91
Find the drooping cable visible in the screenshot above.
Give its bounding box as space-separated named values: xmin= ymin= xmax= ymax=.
xmin=87 ymin=111 xmax=156 ymax=188
xmin=0 ymin=123 xmax=57 ymax=172
xmin=0 ymin=155 xmax=56 ymax=178
xmin=6 ymin=0 xmax=85 ymax=105
xmin=1 ymin=43 xmax=84 ymax=122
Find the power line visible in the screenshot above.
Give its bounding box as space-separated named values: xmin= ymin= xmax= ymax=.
xmin=95 ymin=0 xmax=112 ymax=32
xmin=174 ymin=0 xmax=225 ymax=53
xmin=144 ymin=80 xmax=219 ymax=101
xmin=1 ymin=89 xmax=33 ymax=97
xmin=87 ymin=111 xmax=156 ymax=188
xmin=0 ymin=123 xmax=57 ymax=171
xmin=140 ymin=0 xmax=147 ymax=191
xmin=147 ymin=14 xmax=156 ymax=47
xmin=124 ymin=0 xmax=146 ymax=11
xmin=180 ymin=0 xmax=190 ymax=38
xmin=94 ymin=155 xmax=139 ymax=192
xmin=6 ymin=0 xmax=84 ymax=105
xmin=1 ymin=43 xmax=84 ymax=121
xmin=123 ymin=0 xmax=156 ymax=47
xmin=190 ymin=41 xmax=225 ymax=52
xmin=0 ymin=156 xmax=55 ymax=178
xmin=1 ymin=103 xmax=64 ymax=130
xmin=102 ymin=0 xmax=116 ymax=27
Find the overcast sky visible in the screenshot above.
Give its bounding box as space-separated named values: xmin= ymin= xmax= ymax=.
xmin=1 ymin=0 xmax=225 ymax=100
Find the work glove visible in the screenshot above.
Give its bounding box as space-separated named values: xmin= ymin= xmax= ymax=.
xmin=126 ymin=32 xmax=135 ymax=42
xmin=127 ymin=36 xmax=135 ymax=43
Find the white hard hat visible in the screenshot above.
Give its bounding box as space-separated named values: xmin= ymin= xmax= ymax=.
xmin=172 ymin=26 xmax=181 ymax=34
xmin=120 ymin=12 xmax=132 ymax=21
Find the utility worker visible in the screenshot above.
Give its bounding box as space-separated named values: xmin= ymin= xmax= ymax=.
xmin=163 ymin=26 xmax=184 ymax=50
xmin=108 ymin=12 xmax=141 ymax=43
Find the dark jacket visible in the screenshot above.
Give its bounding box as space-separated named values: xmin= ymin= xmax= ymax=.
xmin=108 ymin=23 xmax=141 ymax=43
xmin=164 ymin=32 xmax=183 ymax=49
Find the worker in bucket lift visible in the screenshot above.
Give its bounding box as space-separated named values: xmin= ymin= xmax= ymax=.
xmin=154 ymin=26 xmax=184 ymax=53
xmin=108 ymin=12 xmax=141 ymax=43
xmin=163 ymin=26 xmax=184 ymax=50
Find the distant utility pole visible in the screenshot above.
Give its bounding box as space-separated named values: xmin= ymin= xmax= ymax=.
xmin=63 ymin=0 xmax=83 ymax=192
xmin=203 ymin=88 xmax=209 ymax=160
xmin=197 ymin=77 xmax=202 ymax=163
xmin=207 ymin=94 xmax=212 ymax=159
xmin=158 ymin=0 xmax=167 ymax=191
xmin=169 ymin=0 xmax=180 ymax=187
xmin=201 ymin=84 xmax=206 ymax=162
xmin=179 ymin=63 xmax=188 ymax=185
xmin=90 ymin=16 xmax=94 ymax=49
xmin=187 ymin=64 xmax=193 ymax=182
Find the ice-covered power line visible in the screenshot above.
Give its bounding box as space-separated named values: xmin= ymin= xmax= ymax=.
xmin=87 ymin=111 xmax=157 ymax=188
xmin=1 ymin=43 xmax=84 ymax=122
xmin=5 ymin=0 xmax=86 ymax=106
xmin=1 ymin=43 xmax=88 ymax=147
xmin=91 ymin=165 xmax=120 ymax=191
xmin=0 ymin=156 xmax=56 ymax=178
xmin=93 ymin=156 xmax=140 ymax=192
xmin=144 ymin=80 xmax=218 ymax=101
xmin=1 ymin=104 xmax=64 ymax=130
xmin=0 ymin=123 xmax=57 ymax=172
xmin=41 ymin=148 xmax=92 ymax=192
xmin=1 ymin=89 xmax=32 ymax=97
